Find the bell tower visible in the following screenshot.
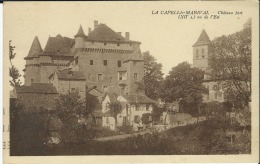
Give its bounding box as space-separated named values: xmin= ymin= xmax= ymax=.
xmin=192 ymin=29 xmax=212 ymax=71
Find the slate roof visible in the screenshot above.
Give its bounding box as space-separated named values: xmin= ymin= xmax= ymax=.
xmin=25 ymin=36 xmax=43 ymax=59
xmin=87 ymin=24 xmax=140 ymax=43
xmin=56 ymin=69 xmax=86 ymax=81
xmin=15 ymin=83 xmax=58 ymax=94
xmin=74 ymin=25 xmax=87 ymax=38
xmin=86 ymin=86 xmax=104 ymax=97
xmin=193 ymin=29 xmax=212 ymax=47
xmin=124 ymin=50 xmax=144 ymax=62
xmin=42 ymin=35 xmax=73 ymax=56
xmin=122 ymin=94 xmax=155 ymax=104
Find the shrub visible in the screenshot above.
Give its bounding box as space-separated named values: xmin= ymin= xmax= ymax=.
xmin=117 ymin=125 xmax=134 ymax=134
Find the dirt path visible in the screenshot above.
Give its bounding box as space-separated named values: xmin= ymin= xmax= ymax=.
xmin=94 ymin=116 xmax=206 ymax=142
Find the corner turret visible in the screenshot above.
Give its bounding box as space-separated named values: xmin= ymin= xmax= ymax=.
xmin=74 ymin=25 xmax=86 ymax=49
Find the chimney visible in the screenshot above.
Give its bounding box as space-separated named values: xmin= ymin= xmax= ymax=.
xmin=125 ymin=32 xmax=130 ymax=41
xmin=117 ymin=32 xmax=121 ymax=36
xmin=94 ymin=20 xmax=98 ymax=29
xmin=88 ymin=28 xmax=91 ymax=33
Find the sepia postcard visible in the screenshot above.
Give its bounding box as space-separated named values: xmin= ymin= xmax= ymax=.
xmin=3 ymin=1 xmax=259 ymax=163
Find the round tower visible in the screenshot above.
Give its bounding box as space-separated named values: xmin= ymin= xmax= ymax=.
xmin=74 ymin=25 xmax=86 ymax=50
xmin=24 ymin=36 xmax=42 ymax=86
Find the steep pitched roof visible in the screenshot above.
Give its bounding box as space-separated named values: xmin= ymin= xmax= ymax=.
xmin=56 ymin=69 xmax=86 ymax=81
xmin=42 ymin=35 xmax=73 ymax=56
xmin=193 ymin=29 xmax=212 ymax=47
xmin=63 ymin=37 xmax=75 ymax=48
xmin=25 ymin=36 xmax=43 ymax=59
xmin=124 ymin=50 xmax=144 ymax=62
xmin=87 ymin=23 xmax=139 ymax=43
xmin=15 ymin=83 xmax=58 ymax=94
xmin=122 ymin=94 xmax=155 ymax=104
xmin=74 ymin=25 xmax=87 ymax=38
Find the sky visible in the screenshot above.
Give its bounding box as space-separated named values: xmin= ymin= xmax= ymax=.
xmin=4 ymin=1 xmax=257 ymax=84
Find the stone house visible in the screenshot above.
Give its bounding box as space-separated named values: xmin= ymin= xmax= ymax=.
xmin=49 ymin=68 xmax=86 ymax=99
xmin=98 ymin=93 xmax=155 ymax=130
xmin=14 ymin=83 xmax=58 ymax=110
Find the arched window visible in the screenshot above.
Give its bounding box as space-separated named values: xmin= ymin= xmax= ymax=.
xmin=196 ymin=49 xmax=199 ymax=58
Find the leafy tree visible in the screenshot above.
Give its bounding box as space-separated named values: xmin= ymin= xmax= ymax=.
xmin=208 ymin=18 xmax=251 ymax=109
xmin=9 ymin=40 xmax=22 ymax=87
xmin=55 ymin=90 xmax=86 ymax=121
xmin=162 ymin=62 xmax=207 ymax=114
xmin=136 ymin=51 xmax=164 ymax=100
xmin=109 ymin=100 xmax=122 ymax=126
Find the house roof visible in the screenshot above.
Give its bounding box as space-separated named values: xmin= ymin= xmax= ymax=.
xmin=74 ymin=25 xmax=87 ymax=38
xmin=92 ymin=110 xmax=113 ymax=117
xmin=25 ymin=36 xmax=43 ymax=59
xmin=122 ymin=94 xmax=155 ymax=104
xmin=63 ymin=37 xmax=75 ymax=48
xmin=15 ymin=83 xmax=58 ymax=94
xmin=87 ymin=86 xmax=104 ymax=97
xmin=42 ymin=34 xmax=73 ymax=56
xmin=124 ymin=50 xmax=144 ymax=62
xmin=56 ymin=69 xmax=86 ymax=81
xmin=193 ymin=29 xmax=212 ymax=47
xmin=87 ymin=24 xmax=140 ymax=43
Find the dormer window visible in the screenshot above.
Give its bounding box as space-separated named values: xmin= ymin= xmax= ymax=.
xmin=104 ymin=42 xmax=107 ymax=46
xmin=117 ymin=43 xmax=120 ymax=46
xmin=92 ymin=41 xmax=94 ymax=44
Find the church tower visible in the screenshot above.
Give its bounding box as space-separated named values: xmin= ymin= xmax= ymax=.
xmin=192 ymin=29 xmax=212 ymax=71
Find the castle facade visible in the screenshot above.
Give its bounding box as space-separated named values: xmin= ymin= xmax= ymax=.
xmin=24 ymin=21 xmax=144 ymax=97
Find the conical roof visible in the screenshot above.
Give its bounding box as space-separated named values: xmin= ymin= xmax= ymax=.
xmin=25 ymin=36 xmax=43 ymax=59
xmin=193 ymin=29 xmax=211 ymax=47
xmin=74 ymin=25 xmax=86 ymax=38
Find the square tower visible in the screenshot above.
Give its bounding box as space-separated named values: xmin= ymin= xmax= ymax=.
xmin=192 ymin=29 xmax=212 ymax=71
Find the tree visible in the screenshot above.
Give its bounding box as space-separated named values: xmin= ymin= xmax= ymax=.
xmin=55 ymin=90 xmax=86 ymax=122
xmin=208 ymin=19 xmax=251 ymax=109
xmin=9 ymin=40 xmax=22 ymax=87
xmin=109 ymin=100 xmax=122 ymax=126
xmin=136 ymin=51 xmax=164 ymax=100
xmin=162 ymin=62 xmax=207 ymax=114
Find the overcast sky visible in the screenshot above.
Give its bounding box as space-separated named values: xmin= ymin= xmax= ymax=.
xmin=4 ymin=1 xmax=257 ymax=84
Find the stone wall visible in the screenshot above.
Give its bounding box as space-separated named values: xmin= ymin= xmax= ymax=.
xmin=16 ymin=92 xmax=58 ymax=110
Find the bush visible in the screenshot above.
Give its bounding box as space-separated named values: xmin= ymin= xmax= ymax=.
xmin=117 ymin=125 xmax=134 ymax=134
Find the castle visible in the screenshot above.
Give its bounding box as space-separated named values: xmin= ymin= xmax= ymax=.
xmin=192 ymin=29 xmax=225 ymax=103
xmin=23 ymin=21 xmax=144 ymax=98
